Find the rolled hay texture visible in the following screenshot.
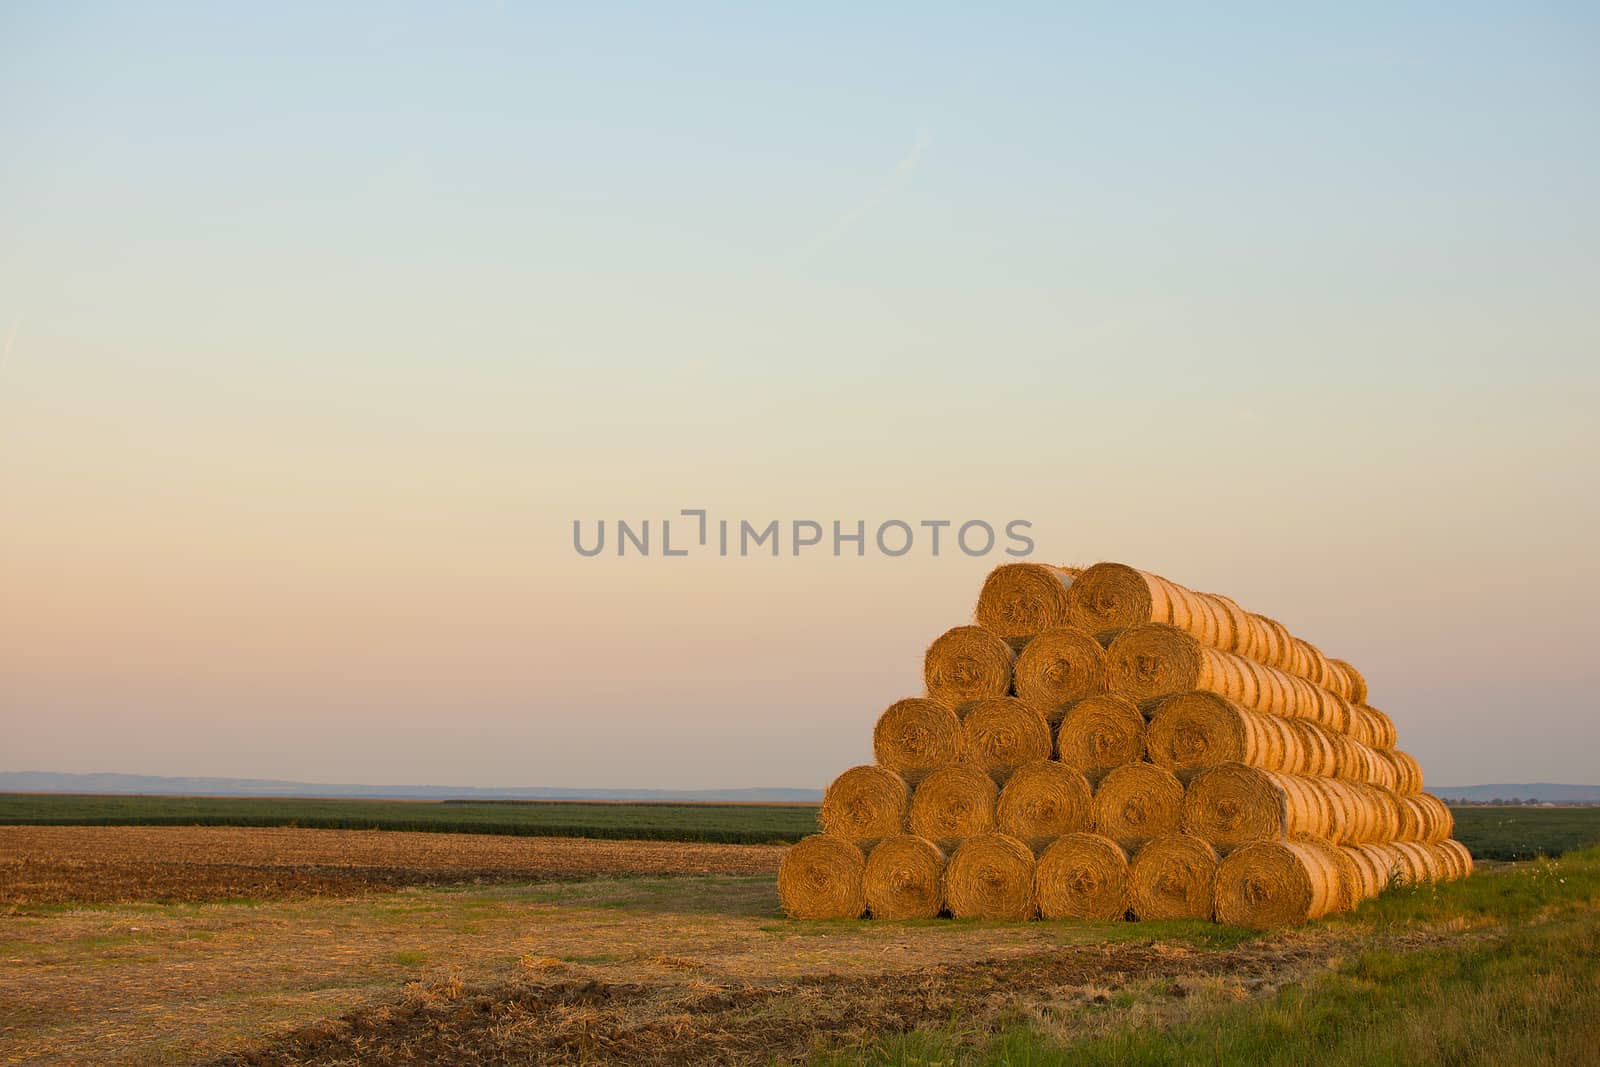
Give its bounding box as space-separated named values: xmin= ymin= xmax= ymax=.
xmin=1287 ymin=833 xmax=1364 ymax=913
xmin=995 ymin=759 xmax=1093 ymax=846
xmin=1056 ymin=695 xmax=1146 ymax=781
xmin=944 ymin=833 xmax=1037 ymax=920
xmin=975 ymin=564 xmax=1081 ymax=650
xmin=1394 ymin=792 xmax=1453 ymax=843
xmin=1012 ymin=628 xmax=1109 ymax=720
xmin=923 ymin=625 xmax=1015 ymax=709
xmin=1347 ymin=704 xmax=1399 ymax=750
xmin=1035 ymin=832 xmax=1130 ymax=920
xmin=1327 ymin=658 xmax=1368 ymax=705
xmin=960 ymin=697 xmax=1053 ymax=783
xmin=1146 ymin=691 xmax=1312 ymax=780
xmin=1214 ymin=840 xmax=1347 ymax=928
xmin=819 ymin=765 xmax=909 ymax=842
xmin=1091 ymin=762 xmax=1185 ymax=850
xmin=909 ymin=763 xmax=999 ymax=843
xmin=778 ymin=835 xmax=867 ymax=919
xmin=1182 ymin=763 xmax=1399 ymax=848
xmin=863 ymin=835 xmax=946 ymax=919
xmin=1329 ymin=732 xmax=1396 ymax=789
xmin=872 ymin=698 xmax=968 ymax=786
xmin=1377 ymin=749 xmax=1424 ymax=795
xmin=1129 ymin=834 xmax=1218 ymax=921
xmin=1105 ymin=624 xmax=1351 ymax=733
xmin=1066 ymin=563 xmax=1361 ymax=701
xmin=1346 ymin=840 xmax=1470 ymax=892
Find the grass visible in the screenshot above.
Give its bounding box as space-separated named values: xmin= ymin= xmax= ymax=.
xmin=0 ymin=792 xmax=820 ymax=844
xmin=1448 ymin=805 xmax=1600 ymax=860
xmin=812 ymin=845 xmax=1600 ymax=1066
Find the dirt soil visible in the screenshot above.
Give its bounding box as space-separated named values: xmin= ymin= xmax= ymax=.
xmin=0 ymin=825 xmax=787 ymax=905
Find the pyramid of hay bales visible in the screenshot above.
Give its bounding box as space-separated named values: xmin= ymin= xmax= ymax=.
xmin=779 ymin=561 xmax=1471 ymax=929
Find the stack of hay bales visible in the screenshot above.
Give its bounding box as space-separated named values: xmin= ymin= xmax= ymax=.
xmin=780 ymin=561 xmax=1471 ymax=929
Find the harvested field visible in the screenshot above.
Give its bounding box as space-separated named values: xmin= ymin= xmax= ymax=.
xmin=2 ymin=826 xmax=1598 ymax=1065
xmin=0 ymin=826 xmax=786 ymax=906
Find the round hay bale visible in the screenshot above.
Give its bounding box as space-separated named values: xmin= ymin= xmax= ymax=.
xmin=1036 ymin=832 xmax=1130 ymax=920
xmin=1092 ymin=762 xmax=1185 ymax=849
xmin=1378 ymin=749 xmax=1424 ymax=795
xmin=1129 ymin=834 xmax=1218 ymax=921
xmin=975 ymin=564 xmax=1080 ymax=650
xmin=1013 ymin=627 xmax=1109 ymax=717
xmin=1289 ymin=833 xmax=1364 ymax=913
xmin=996 ymin=759 xmax=1093 ymax=846
xmin=1214 ymin=839 xmax=1346 ymax=928
xmin=819 ymin=765 xmax=909 ymax=842
xmin=944 ymin=833 xmax=1037 ymax=920
xmin=872 ymin=698 xmax=968 ymax=786
xmin=1182 ymin=763 xmax=1390 ymax=847
xmin=1065 ymin=562 xmax=1183 ymax=637
xmin=1057 ymin=695 xmax=1147 ymax=781
xmin=1348 ymin=704 xmax=1398 ymax=750
xmin=1326 ymin=658 xmax=1367 ymax=704
xmin=923 ymin=626 xmax=1015 ymax=709
xmin=1106 ymin=624 xmax=1350 ymax=732
xmin=778 ymin=835 xmax=866 ymax=919
xmin=1340 ymin=843 xmax=1391 ymax=900
xmin=1439 ymin=839 xmax=1474 ymax=881
xmin=863 ymin=835 xmax=946 ymax=919
xmin=960 ymin=697 xmax=1053 ymax=784
xmin=1394 ymin=793 xmax=1453 ymax=843
xmin=1146 ymin=691 xmax=1300 ymax=780
xmin=908 ymin=763 xmax=998 ymax=843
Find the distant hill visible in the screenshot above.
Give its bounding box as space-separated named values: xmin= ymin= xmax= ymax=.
xmin=0 ymin=771 xmax=823 ymax=804
xmin=1432 ymin=783 xmax=1600 ymax=804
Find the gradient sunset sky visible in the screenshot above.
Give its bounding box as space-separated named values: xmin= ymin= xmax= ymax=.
xmin=3 ymin=4 xmax=1597 ymax=789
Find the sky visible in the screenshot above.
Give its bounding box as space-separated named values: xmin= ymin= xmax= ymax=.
xmin=2 ymin=3 xmax=1597 ymax=789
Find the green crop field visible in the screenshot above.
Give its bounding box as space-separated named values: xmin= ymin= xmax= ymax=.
xmin=3 ymin=794 xmax=1599 ymax=858
xmin=0 ymin=792 xmax=820 ymax=844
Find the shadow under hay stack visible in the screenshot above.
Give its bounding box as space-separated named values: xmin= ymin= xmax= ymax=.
xmin=778 ymin=559 xmax=1471 ymax=927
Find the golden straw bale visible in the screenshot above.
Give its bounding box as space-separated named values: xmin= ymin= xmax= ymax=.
xmin=1067 ymin=563 xmax=1359 ymax=697
xmin=1394 ymin=793 xmax=1453 ymax=843
xmin=1341 ymin=843 xmax=1391 ymax=900
xmin=1013 ymin=628 xmax=1110 ymax=719
xmin=1035 ymin=832 xmax=1130 ymax=920
xmin=976 ymin=564 xmax=1081 ymax=650
xmin=1056 ymin=695 xmax=1147 ymax=781
xmin=923 ymin=625 xmax=1015 ymax=709
xmin=1129 ymin=834 xmax=1218 ymax=921
xmin=1439 ymin=839 xmax=1474 ymax=881
xmin=1105 ymin=624 xmax=1352 ymax=733
xmin=778 ymin=835 xmax=866 ymax=919
xmin=996 ymin=759 xmax=1093 ymax=847
xmin=944 ymin=833 xmax=1037 ymax=920
xmin=863 ymin=835 xmax=946 ymax=919
xmin=1348 ymin=704 xmax=1398 ymax=750
xmin=1376 ymin=749 xmax=1424 ymax=795
xmin=1182 ymin=764 xmax=1397 ymax=848
xmin=819 ymin=765 xmax=908 ymax=842
xmin=1214 ymin=840 xmax=1347 ymax=928
xmin=1092 ymin=762 xmax=1185 ymax=850
xmin=960 ymin=698 xmax=1053 ymax=784
xmin=908 ymin=763 xmax=998 ymax=843
xmin=1146 ymin=691 xmax=1301 ymax=780
xmin=1289 ymin=833 xmax=1364 ymax=913
xmin=872 ymin=698 xmax=968 ymax=786
xmin=1326 ymin=658 xmax=1367 ymax=704
xmin=1285 ymin=719 xmax=1341 ymax=778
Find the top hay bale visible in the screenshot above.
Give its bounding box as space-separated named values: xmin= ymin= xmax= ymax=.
xmin=1067 ymin=562 xmax=1363 ymax=701
xmin=975 ymin=564 xmax=1081 ymax=650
